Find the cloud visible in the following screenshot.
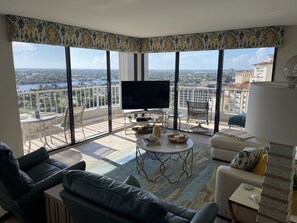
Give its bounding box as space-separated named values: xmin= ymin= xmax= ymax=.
xmin=12 ymin=42 xmax=37 ymax=53
xmin=256 ymin=48 xmax=267 ymax=62
xmin=92 ymin=54 xmax=107 ymax=69
xmin=12 ymin=42 xmax=38 ymax=68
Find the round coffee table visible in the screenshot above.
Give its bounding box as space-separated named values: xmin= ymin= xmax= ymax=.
xmin=136 ymin=134 xmax=193 ymax=184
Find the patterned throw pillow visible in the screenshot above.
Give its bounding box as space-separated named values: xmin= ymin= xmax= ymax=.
xmin=252 ymin=154 xmax=269 ymax=175
xmin=230 ymin=147 xmax=268 ymax=171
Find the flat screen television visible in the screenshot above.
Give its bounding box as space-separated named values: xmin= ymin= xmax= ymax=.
xmin=121 ymin=81 xmax=170 ymax=110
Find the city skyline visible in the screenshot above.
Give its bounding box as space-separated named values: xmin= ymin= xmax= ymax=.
xmin=12 ymin=42 xmax=274 ymax=70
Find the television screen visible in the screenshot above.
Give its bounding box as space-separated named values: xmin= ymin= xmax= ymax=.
xmin=121 ymin=81 xmax=170 ymax=110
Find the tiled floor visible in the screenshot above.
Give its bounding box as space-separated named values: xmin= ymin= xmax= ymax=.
xmin=1 ymin=129 xmax=231 ymax=223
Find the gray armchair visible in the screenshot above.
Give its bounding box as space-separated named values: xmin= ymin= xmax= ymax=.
xmin=0 ymin=142 xmax=86 ymax=223
xmin=60 ymin=170 xmax=218 ymax=223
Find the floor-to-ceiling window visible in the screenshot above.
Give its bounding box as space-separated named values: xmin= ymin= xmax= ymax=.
xmin=12 ymin=42 xmax=129 ymax=153
xmin=110 ymin=51 xmax=123 ymax=131
xmin=70 ymin=47 xmax=109 ymax=141
xmin=179 ymin=51 xmax=219 ymax=135
xmin=147 ymin=52 xmax=176 ymax=126
xmin=12 ymin=42 xmax=68 ymax=153
xmin=219 ymin=47 xmax=275 ymax=130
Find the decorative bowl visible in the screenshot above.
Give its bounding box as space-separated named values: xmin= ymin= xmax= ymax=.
xmin=167 ymin=134 xmax=189 ymax=143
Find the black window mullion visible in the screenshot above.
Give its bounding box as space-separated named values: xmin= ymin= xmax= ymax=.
xmin=271 ymin=47 xmax=278 ymax=82
xmin=141 ymin=54 xmax=144 ymax=81
xmin=106 ymin=51 xmax=112 ymax=132
xmin=214 ymin=50 xmax=224 ymax=134
xmin=134 ymin=53 xmax=138 ymax=81
xmin=173 ymin=52 xmax=180 ymax=130
xmin=65 ymin=47 xmax=75 ymax=143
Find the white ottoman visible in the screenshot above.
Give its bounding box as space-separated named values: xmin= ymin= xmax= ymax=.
xmin=210 ymin=132 xmax=269 ymax=162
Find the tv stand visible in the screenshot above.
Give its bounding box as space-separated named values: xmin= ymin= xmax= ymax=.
xmin=123 ymin=109 xmax=167 ymax=135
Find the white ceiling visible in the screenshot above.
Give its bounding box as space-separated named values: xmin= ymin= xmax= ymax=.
xmin=1 ymin=0 xmax=297 ymax=38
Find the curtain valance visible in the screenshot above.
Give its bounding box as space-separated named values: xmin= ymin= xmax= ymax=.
xmin=7 ymin=15 xmax=284 ymax=53
xmin=6 ymin=15 xmax=140 ymax=53
xmin=140 ymin=26 xmax=284 ymax=53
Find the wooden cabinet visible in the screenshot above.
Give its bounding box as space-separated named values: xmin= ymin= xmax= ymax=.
xmin=44 ymin=184 xmax=73 ymax=223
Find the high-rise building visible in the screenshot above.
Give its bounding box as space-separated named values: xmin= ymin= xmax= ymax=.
xmin=250 ymin=54 xmax=274 ymax=82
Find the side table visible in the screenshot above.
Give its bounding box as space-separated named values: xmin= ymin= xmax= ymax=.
xmin=229 ymin=183 xmax=297 ymax=223
xmin=167 ymin=113 xmax=185 ymax=129
xmin=44 ymin=183 xmax=73 ymax=223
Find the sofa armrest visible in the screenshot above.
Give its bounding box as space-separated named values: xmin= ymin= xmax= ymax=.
xmin=18 ymin=147 xmax=49 ymax=171
xmin=123 ymin=175 xmax=141 ymax=188
xmin=215 ymin=165 xmax=264 ymax=219
xmin=65 ymin=161 xmax=86 ymax=171
xmin=190 ymin=202 xmax=218 ymax=223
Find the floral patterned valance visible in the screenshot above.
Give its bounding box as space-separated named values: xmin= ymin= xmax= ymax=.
xmin=6 ymin=15 xmax=284 ymax=53
xmin=6 ymin=15 xmax=140 ymax=53
xmin=140 ymin=26 xmax=284 ymax=53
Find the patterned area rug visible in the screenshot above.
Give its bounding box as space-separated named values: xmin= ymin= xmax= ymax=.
xmin=95 ymin=143 xmax=227 ymax=210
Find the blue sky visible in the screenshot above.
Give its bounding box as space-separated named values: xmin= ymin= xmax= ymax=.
xmin=12 ymin=42 xmax=274 ymax=70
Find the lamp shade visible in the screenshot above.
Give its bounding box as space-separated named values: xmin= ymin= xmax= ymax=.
xmin=245 ymin=82 xmax=297 ymax=146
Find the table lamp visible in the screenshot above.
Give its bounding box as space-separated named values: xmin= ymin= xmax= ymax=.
xmin=245 ymin=77 xmax=297 ymax=221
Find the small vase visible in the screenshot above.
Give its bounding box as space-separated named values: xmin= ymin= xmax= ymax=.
xmin=153 ymin=125 xmax=161 ymax=138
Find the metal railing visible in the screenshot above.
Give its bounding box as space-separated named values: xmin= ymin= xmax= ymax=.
xmin=17 ymin=85 xmax=249 ymax=118
xmin=18 ymin=85 xmax=120 ymax=115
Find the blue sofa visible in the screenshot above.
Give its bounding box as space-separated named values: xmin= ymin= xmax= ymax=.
xmin=0 ymin=142 xmax=86 ymax=223
xmin=60 ymin=170 xmax=219 ymax=223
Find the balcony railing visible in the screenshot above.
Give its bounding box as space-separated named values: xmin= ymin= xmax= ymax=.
xmin=18 ymin=84 xmax=249 ymax=152
xmin=17 ymin=85 xmax=249 ymax=119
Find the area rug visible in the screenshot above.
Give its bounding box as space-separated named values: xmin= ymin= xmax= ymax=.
xmin=94 ymin=143 xmax=227 ymax=210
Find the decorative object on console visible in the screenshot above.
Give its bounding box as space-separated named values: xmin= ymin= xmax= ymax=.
xmin=167 ymin=134 xmax=189 ymax=143
xmin=245 ymin=81 xmax=297 ymax=223
xmin=284 ymin=55 xmax=297 ymax=88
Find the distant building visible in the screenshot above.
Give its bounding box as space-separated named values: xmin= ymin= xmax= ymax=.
xmin=250 ymin=54 xmax=274 ymax=82
xmin=222 ymin=82 xmax=250 ymax=113
xmin=178 ymin=86 xmax=216 ymax=108
xmin=234 ymin=70 xmax=253 ymax=84
xmin=222 ymin=54 xmax=274 ymax=113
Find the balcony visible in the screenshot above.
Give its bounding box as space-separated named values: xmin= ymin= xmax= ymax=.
xmin=18 ymin=85 xmax=248 ymax=154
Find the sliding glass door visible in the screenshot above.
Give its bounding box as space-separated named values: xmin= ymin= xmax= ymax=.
xmin=219 ymin=47 xmax=275 ymax=131
xmin=12 ymin=42 xmax=69 ymax=153
xmin=70 ymin=47 xmax=109 ymax=141
xmin=179 ymin=51 xmax=219 ymax=135
xmin=147 ymin=52 xmax=176 ymax=127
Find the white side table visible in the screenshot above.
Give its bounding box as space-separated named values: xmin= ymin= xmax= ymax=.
xmin=229 ymin=183 xmax=297 ymax=223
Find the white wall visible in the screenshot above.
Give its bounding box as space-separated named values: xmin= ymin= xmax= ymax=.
xmin=0 ymin=15 xmax=23 ymax=157
xmin=274 ymin=25 xmax=297 ymax=81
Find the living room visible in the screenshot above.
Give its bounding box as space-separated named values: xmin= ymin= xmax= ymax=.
xmin=0 ymin=1 xmax=297 ymax=223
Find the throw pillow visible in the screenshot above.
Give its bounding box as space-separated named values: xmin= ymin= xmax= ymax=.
xmin=252 ymin=153 xmax=268 ymax=175
xmin=230 ymin=147 xmax=268 ymax=171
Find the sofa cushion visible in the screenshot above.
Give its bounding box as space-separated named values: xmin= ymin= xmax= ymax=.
xmin=210 ymin=132 xmax=269 ymax=152
xmin=26 ymin=158 xmax=67 ymax=182
xmin=62 ymin=170 xmax=167 ymax=223
xmin=230 ymin=147 xmax=268 ymax=171
xmin=252 ymin=154 xmax=268 ymax=175
xmin=0 ymin=142 xmax=34 ymax=199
